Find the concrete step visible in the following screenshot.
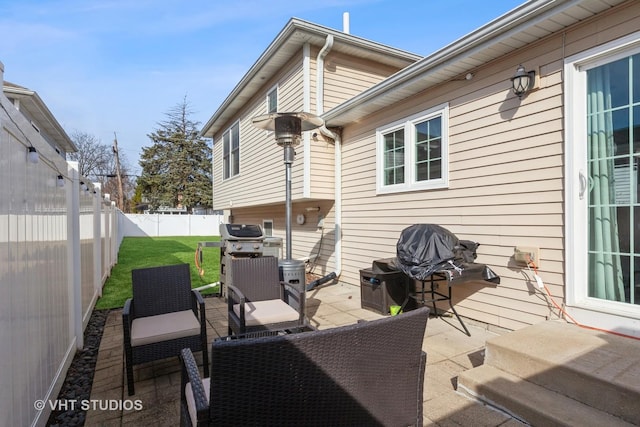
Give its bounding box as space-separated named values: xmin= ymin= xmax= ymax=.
xmin=458 ymin=365 xmax=635 ymax=427
xmin=459 ymin=321 xmax=640 ymax=425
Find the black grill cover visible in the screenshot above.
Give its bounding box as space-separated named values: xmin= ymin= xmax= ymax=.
xmin=396 ymin=224 xmax=479 ymax=281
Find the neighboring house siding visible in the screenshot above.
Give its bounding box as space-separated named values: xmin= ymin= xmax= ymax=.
xmin=322 ymin=51 xmax=401 ymax=111
xmin=337 ymin=3 xmax=639 ymax=331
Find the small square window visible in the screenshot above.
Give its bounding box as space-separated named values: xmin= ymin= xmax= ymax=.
xmin=267 ymin=86 xmax=278 ymax=114
xmin=222 ymin=121 xmax=240 ymax=180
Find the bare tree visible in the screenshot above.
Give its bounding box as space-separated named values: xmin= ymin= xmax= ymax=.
xmin=67 ymin=131 xmax=112 ymax=177
xmin=68 ymin=130 xmax=137 ymax=211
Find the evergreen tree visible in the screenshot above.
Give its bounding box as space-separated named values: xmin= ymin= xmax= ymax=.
xmin=138 ymin=97 xmax=212 ymax=212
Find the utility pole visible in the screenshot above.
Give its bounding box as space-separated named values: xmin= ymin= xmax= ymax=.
xmin=113 ymin=132 xmax=125 ymax=210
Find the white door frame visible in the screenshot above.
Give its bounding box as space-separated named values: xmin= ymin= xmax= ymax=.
xmin=564 ymin=32 xmax=640 ymax=338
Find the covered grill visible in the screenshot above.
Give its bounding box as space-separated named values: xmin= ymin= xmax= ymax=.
xmin=361 ymin=224 xmax=499 ymax=335
xmin=395 ymin=224 xmax=499 ymax=284
xmin=396 ymin=224 xmax=499 ymax=335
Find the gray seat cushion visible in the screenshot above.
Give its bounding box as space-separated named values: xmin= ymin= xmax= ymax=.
xmin=233 ymin=300 xmax=300 ymax=326
xmin=131 ymin=310 xmax=200 ymax=347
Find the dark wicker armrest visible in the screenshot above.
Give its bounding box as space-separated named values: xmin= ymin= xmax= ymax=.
xmin=278 ymin=280 xmax=302 ymax=298
xmin=122 ymin=298 xmax=134 ymax=332
xmin=190 ymin=289 xmax=205 ymax=319
xmin=278 ymin=281 xmax=305 ymax=322
xmin=226 ymin=284 xmax=246 ymax=305
xmin=418 ymin=351 xmax=427 ymax=422
xmin=180 ymin=348 xmax=209 ymax=424
xmin=227 ymin=284 xmax=246 ymax=325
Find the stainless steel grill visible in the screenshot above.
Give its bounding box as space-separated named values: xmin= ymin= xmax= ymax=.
xmin=219 ymin=223 xmax=264 ymax=297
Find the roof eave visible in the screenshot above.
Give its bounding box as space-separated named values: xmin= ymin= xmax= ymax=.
xmin=3 ymin=84 xmax=77 ymax=152
xmin=323 ymin=0 xmax=624 ymax=127
xmin=199 ymin=18 xmax=422 ymax=139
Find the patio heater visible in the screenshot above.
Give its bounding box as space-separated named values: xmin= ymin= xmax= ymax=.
xmin=252 ymin=112 xmax=323 ymax=304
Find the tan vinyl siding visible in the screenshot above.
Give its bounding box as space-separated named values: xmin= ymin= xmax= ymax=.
xmin=336 ymin=3 xmax=640 ymax=331
xmin=213 ymin=55 xmax=305 ymax=209
xmin=213 ymin=43 xmax=411 ymax=210
xmin=308 ymin=134 xmax=335 ymax=199
xmin=225 ymin=202 xmax=337 ymax=276
xmin=323 ymin=52 xmax=402 ymax=111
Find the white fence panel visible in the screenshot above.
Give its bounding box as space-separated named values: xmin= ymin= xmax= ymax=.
xmin=120 ymin=213 xmax=223 ymax=237
xmin=1 ymin=71 xmax=221 ymax=426
xmin=1 ymin=85 xmax=119 ymax=427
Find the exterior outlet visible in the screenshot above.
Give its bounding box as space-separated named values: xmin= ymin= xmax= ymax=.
xmin=514 ymin=246 xmax=540 ymax=267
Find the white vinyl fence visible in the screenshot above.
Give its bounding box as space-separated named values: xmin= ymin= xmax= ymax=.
xmin=1 ymin=88 xmax=119 ymax=427
xmin=119 ymin=213 xmax=223 ymax=239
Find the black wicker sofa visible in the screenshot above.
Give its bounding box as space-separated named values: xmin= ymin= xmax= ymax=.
xmin=180 ymin=306 xmax=429 ymax=427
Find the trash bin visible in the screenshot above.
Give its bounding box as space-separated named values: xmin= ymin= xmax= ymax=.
xmin=263 ymin=237 xmax=283 ymax=258
xmin=360 ymin=260 xmax=415 ymax=315
xmin=279 ymin=259 xmax=306 ymax=312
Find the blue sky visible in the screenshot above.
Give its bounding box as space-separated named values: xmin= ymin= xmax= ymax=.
xmin=1 ymin=0 xmax=524 ymax=174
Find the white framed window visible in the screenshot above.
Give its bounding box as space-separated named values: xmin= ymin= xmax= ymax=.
xmin=222 ymin=121 xmax=240 ymax=180
xmin=376 ymin=103 xmax=449 ymax=194
xmin=262 ymin=220 xmax=274 ymax=237
xmin=267 ymin=85 xmax=278 ymax=114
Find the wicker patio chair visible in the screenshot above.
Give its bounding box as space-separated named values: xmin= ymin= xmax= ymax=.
xmin=123 ymin=263 xmax=208 ymax=395
xmin=180 ymin=306 xmax=429 ymax=427
xmin=227 ymin=256 xmax=306 ymax=336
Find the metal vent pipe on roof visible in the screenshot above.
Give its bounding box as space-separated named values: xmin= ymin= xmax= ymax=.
xmin=343 ymin=12 xmax=350 ymax=34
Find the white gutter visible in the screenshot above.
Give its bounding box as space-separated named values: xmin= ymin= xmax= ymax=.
xmin=316 ymin=35 xmax=334 ymax=114
xmin=323 ymin=0 xmax=593 ymax=125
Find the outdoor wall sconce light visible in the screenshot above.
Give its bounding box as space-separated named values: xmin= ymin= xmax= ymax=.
xmin=57 ymin=175 xmax=65 ymax=188
xmin=27 ymin=146 xmax=39 ymax=164
xmin=511 ymin=65 xmax=536 ymax=99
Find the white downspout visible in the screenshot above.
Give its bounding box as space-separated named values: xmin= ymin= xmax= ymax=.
xmin=315 ymin=34 xmax=341 ymax=278
xmin=316 ymin=35 xmax=333 ymax=115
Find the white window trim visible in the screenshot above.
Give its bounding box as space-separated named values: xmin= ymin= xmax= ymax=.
xmin=267 ymin=84 xmax=278 ymax=114
xmin=376 ymin=103 xmax=449 ymax=194
xmin=564 ymin=31 xmax=640 ymax=333
xmin=262 ymin=219 xmax=274 ymax=237
xmin=222 ymin=120 xmax=240 ymax=181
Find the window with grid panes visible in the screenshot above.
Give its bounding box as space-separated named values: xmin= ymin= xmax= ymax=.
xmin=377 ymin=104 xmax=448 ymax=194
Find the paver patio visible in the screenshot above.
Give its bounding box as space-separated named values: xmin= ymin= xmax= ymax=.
xmin=85 ymin=283 xmax=524 ymax=426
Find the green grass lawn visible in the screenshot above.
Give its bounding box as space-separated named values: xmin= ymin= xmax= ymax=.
xmin=96 ymin=236 xmax=221 ymax=309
